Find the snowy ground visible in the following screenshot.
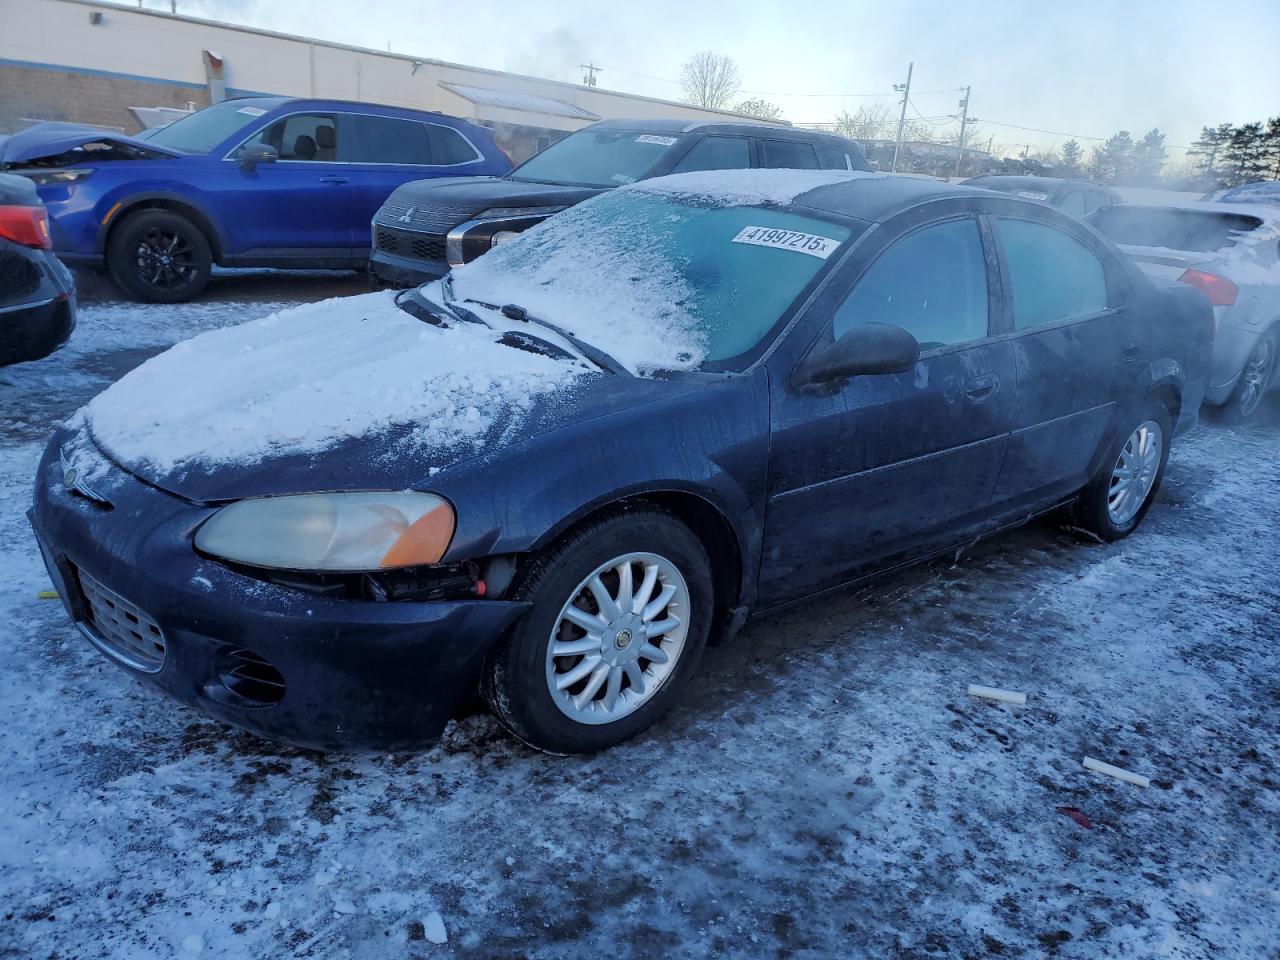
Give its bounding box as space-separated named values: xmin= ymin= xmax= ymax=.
xmin=1 ymin=274 xmax=1278 ymax=960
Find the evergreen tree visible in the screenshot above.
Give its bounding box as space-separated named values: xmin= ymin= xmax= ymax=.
xmin=1131 ymin=129 xmax=1167 ymax=184
xmin=1187 ymin=123 xmax=1235 ymax=184
xmin=1059 ymin=139 xmax=1083 ymax=175
xmin=1223 ymin=122 xmax=1268 ymax=186
xmin=1088 ymin=131 xmax=1134 ymax=183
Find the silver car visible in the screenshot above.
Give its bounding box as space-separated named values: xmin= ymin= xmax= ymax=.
xmin=1089 ymin=202 xmax=1280 ymax=421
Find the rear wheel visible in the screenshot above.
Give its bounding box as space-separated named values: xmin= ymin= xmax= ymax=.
xmin=483 ymin=509 xmax=713 ymax=754
xmin=1217 ymin=330 xmax=1277 ymax=423
xmin=107 ymin=209 xmax=212 ymax=303
xmin=1067 ymin=399 xmax=1172 ymax=542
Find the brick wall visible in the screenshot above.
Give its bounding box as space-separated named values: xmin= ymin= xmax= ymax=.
xmin=0 ymin=63 xmax=208 ymax=135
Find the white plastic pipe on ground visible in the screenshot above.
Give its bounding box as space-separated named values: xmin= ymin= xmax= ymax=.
xmin=1083 ymin=756 xmax=1151 ymax=788
xmin=967 ymin=685 xmax=1027 ymax=706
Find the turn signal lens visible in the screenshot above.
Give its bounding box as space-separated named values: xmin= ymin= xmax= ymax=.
xmin=1178 ymin=268 xmax=1238 ymax=306
xmin=195 ymin=492 xmax=455 ymax=572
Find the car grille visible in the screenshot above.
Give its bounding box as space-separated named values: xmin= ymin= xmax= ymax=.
xmin=77 ymin=569 xmax=166 ymax=672
xmin=377 ymin=199 xmax=479 ymax=232
xmin=375 ymin=226 xmax=446 ymax=263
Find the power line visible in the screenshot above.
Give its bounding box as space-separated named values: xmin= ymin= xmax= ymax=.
xmin=972 ymin=118 xmax=1194 ymax=150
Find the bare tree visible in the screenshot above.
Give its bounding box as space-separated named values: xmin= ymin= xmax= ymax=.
xmin=734 ymin=97 xmax=783 ymax=121
xmin=834 ymin=104 xmax=891 ymax=141
xmin=680 ymin=51 xmax=741 ymax=110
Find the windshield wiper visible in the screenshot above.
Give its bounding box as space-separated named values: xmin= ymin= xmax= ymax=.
xmin=497 ymin=303 xmax=631 ymax=376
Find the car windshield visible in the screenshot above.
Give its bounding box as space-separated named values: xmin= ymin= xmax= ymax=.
xmin=147 ymin=100 xmax=276 ymax=154
xmin=448 ymin=185 xmax=856 ymax=374
xmin=1090 ymin=206 xmax=1264 ymax=252
xmin=508 ymin=129 xmax=681 ymax=188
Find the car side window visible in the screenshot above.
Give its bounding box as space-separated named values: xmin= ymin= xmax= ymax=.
xmin=670 ymin=136 xmax=751 ymax=173
xmin=1058 ymin=191 xmax=1088 ymax=217
xmin=239 ymin=113 xmax=337 ymax=161
xmin=759 ymin=139 xmax=820 ymax=170
xmin=996 ymin=218 xmax=1108 ymax=330
xmin=832 ymin=218 xmax=990 ymax=350
xmin=427 ymin=124 xmax=482 ymax=165
xmin=340 ymin=114 xmax=434 ymax=164
xmin=1083 ymin=192 xmax=1112 ymax=215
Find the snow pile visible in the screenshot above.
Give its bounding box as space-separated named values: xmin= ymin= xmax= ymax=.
xmin=85 ymin=291 xmax=581 ymax=473
xmin=626 ymin=167 xmax=878 ymax=207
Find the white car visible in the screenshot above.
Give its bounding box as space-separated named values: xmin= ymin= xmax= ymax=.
xmin=1089 ymin=201 xmax=1280 ymax=420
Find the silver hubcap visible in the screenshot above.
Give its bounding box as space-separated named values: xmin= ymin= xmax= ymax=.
xmin=545 ymin=551 xmax=690 ymax=725
xmin=1237 ymin=338 xmax=1275 ymax=416
xmin=1108 ymin=420 xmax=1162 ymax=525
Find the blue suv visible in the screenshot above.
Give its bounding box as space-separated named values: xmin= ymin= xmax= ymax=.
xmin=0 ymin=98 xmax=511 ymax=302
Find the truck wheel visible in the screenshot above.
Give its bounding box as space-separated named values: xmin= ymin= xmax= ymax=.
xmin=483 ymin=508 xmax=713 ymax=754
xmin=107 ymin=209 xmax=212 ymax=303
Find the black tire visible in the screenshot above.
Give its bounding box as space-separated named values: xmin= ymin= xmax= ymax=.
xmin=106 ymin=209 xmax=212 ymax=303
xmin=483 ymin=508 xmax=713 ymax=754
xmin=1213 ymin=328 xmax=1278 ymax=424
xmin=1066 ymin=399 xmax=1173 ymax=542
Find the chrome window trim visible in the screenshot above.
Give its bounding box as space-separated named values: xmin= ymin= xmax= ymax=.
xmin=220 ymin=110 xmax=486 ymax=167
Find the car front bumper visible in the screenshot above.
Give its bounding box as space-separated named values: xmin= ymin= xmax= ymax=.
xmin=369 ymin=247 xmax=447 ymax=288
xmin=29 ymin=437 xmax=529 ymax=752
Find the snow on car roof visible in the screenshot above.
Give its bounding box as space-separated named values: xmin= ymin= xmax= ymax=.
xmin=85 ymin=291 xmax=581 ymax=473
xmin=624 ymin=168 xmax=880 ymax=207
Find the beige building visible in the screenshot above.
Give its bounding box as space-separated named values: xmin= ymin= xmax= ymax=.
xmin=1 ymin=0 xmax=785 ymax=160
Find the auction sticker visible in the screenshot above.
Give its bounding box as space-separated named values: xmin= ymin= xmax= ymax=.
xmin=636 ymin=135 xmax=678 ymax=146
xmin=731 ymin=226 xmax=841 ymax=259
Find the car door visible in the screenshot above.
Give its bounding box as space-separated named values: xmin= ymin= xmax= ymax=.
xmin=987 ymin=212 xmax=1137 ymax=514
xmin=338 ymin=113 xmax=486 ymax=255
xmin=666 ymin=135 xmax=752 ymax=173
xmin=759 ymin=210 xmax=1016 ymax=605
xmin=216 ymin=111 xmax=356 ymax=263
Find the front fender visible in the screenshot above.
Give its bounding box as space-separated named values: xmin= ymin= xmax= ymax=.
xmin=92 ymin=183 xmax=229 ymax=256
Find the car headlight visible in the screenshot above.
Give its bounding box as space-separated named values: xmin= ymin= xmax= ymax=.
xmin=195 ymin=492 xmax=455 ymax=572
xmin=17 ymin=168 xmax=94 ymax=185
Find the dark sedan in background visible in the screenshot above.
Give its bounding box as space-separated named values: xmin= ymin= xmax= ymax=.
xmin=0 ymin=173 xmax=75 ymax=365
xmin=962 ymin=174 xmax=1120 ymax=218
xmin=33 ymin=172 xmax=1211 ymax=755
xmin=369 ymin=118 xmax=872 ymax=286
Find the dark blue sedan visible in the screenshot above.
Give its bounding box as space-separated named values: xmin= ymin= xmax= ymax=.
xmin=1 ymin=98 xmax=510 ymax=302
xmin=30 ymin=171 xmax=1213 ymax=754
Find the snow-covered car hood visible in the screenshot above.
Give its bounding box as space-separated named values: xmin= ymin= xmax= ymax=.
xmin=387 ymin=174 xmax=602 ymax=212
xmin=76 ymin=292 xmax=696 ymax=503
xmin=0 ymin=122 xmax=184 ymax=166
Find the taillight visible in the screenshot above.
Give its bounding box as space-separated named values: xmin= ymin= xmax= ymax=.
xmin=0 ymin=204 xmax=52 ymax=249
xmin=1178 ymin=268 xmax=1238 ymax=306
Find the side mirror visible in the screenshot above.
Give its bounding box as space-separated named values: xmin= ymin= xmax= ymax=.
xmin=239 ymin=143 xmax=278 ymax=171
xmin=793 ymin=322 xmax=920 ymax=392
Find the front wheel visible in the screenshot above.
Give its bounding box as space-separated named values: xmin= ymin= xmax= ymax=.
xmin=1067 ymin=400 xmax=1172 ymax=542
xmin=106 ymin=209 xmax=212 ymax=303
xmin=483 ymin=509 xmax=713 ymax=754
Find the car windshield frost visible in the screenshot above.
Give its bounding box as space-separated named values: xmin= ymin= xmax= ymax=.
xmin=147 ymin=100 xmax=274 ymax=154
xmin=508 ymin=130 xmax=681 ymax=188
xmin=448 ymin=187 xmax=854 ymax=373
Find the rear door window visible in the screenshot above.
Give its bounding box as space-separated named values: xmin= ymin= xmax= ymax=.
xmin=997 ymin=218 xmax=1108 ymax=329
xmin=670 ymin=136 xmax=751 ymax=173
xmin=1058 ymin=192 xmax=1088 ymax=217
xmin=238 ymin=113 xmax=337 ymax=161
xmin=833 ymin=218 xmax=990 ymax=350
xmin=759 ymin=139 xmax=820 ymax=170
xmin=340 ymin=114 xmax=434 ymax=165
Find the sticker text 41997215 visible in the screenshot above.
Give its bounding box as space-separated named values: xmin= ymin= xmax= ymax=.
xmin=731 ymin=226 xmax=841 ymax=259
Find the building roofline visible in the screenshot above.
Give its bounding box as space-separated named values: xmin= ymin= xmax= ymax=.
xmin=72 ymin=0 xmax=785 ymax=125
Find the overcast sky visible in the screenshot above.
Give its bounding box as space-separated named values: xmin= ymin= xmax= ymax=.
xmin=152 ymin=0 xmax=1279 ymax=160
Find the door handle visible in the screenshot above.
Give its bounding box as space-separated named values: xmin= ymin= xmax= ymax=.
xmin=319 ymin=175 xmax=349 ymax=184
xmin=1122 ymin=340 xmax=1141 ymax=362
xmin=964 ymin=374 xmax=999 ymax=402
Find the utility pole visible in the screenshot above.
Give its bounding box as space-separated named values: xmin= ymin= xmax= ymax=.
xmin=581 ymin=63 xmax=602 ymax=87
xmin=891 ymin=62 xmax=913 ymax=173
xmin=951 ymin=86 xmax=971 ymax=180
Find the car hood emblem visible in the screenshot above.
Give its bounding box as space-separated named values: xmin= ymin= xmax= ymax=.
xmin=397 ymin=205 xmax=416 ymax=224
xmin=59 ymin=444 xmax=111 ymax=505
